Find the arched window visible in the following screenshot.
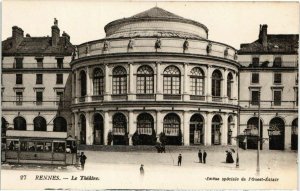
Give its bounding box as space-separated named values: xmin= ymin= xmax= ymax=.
xmin=163 ymin=66 xmax=181 ymax=94
xmin=137 ymin=66 xmax=154 ymax=94
xmin=33 ymin=116 xmax=47 ymax=131
xmin=212 ymin=115 xmax=222 ymax=145
xmin=79 ymin=114 xmax=86 ymax=144
xmin=80 ymin=70 xmax=87 ymax=96
xmin=227 ymin=73 xmax=233 ymax=99
xmin=212 ymin=70 xmax=222 ymax=97
xmin=163 ymin=113 xmax=180 ymax=136
xmin=53 ymin=117 xmax=67 ymax=132
xmin=246 ymin=117 xmax=263 ymax=149
xmin=13 ymin=116 xmax=26 ymax=130
xmin=190 ymin=114 xmax=204 ymax=144
xmin=93 ymin=113 xmax=104 ymax=145
xmin=113 ymin=113 xmax=127 ymax=135
xmin=137 ymin=113 xmax=154 ymax=135
xmin=112 ymin=66 xmax=127 ymax=94
xmin=93 ymin=68 xmax=104 ymax=95
xmin=190 ymin=67 xmax=204 ymax=96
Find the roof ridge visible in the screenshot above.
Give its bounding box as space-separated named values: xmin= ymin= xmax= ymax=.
xmin=130 ymin=7 xmax=184 ymax=19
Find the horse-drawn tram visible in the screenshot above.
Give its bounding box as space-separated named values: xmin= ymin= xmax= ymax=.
xmin=2 ymin=130 xmax=77 ymax=165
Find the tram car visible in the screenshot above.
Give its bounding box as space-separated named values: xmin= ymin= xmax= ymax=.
xmin=1 ymin=130 xmax=77 ymax=165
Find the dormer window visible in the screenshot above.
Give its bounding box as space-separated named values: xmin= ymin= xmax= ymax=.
xmin=36 ymin=58 xmax=43 ymax=68
xmin=15 ymin=58 xmax=23 ymax=69
xmin=252 ymin=57 xmax=259 ymax=67
xmin=56 ymin=58 xmax=64 ymax=69
xmin=273 ymin=57 xmax=282 ymax=67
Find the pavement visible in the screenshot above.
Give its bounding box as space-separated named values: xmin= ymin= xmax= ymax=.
xmin=1 ymin=147 xmax=298 ymax=190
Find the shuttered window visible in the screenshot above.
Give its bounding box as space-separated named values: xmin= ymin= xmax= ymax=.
xmin=274 ymin=90 xmax=281 ymax=106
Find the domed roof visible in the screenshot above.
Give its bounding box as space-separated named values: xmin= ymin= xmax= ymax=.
xmin=104 ymin=7 xmax=208 ymax=33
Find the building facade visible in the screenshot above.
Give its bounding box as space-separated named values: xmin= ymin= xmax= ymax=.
xmin=1 ymin=7 xmax=298 ymax=150
xmin=1 ymin=20 xmax=74 ymax=144
xmin=238 ymin=25 xmax=298 ymax=150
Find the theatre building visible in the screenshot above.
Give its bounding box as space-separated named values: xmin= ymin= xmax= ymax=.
xmin=1 ymin=20 xmax=74 ymax=147
xmin=238 ymin=25 xmax=298 ymax=150
xmin=71 ymin=7 xmax=240 ymax=146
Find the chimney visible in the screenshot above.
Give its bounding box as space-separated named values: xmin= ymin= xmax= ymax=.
xmin=259 ymin=24 xmax=268 ymax=48
xmin=51 ymin=18 xmax=60 ymax=46
xmin=62 ymin=31 xmax=70 ymax=41
xmin=12 ymin=26 xmax=24 ymax=45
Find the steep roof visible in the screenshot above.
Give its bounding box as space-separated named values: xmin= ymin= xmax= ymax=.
xmin=2 ymin=36 xmax=74 ymax=56
xmin=239 ymin=34 xmax=298 ymax=54
xmin=104 ymin=7 xmax=208 ymax=33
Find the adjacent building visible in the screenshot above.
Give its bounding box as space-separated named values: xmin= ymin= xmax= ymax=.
xmin=238 ymin=25 xmax=298 ymax=150
xmin=1 ymin=20 xmax=74 ymax=147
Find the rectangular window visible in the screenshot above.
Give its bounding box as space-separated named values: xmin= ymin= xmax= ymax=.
xmin=36 ymin=74 xmax=43 ymax=84
xmin=36 ymin=91 xmax=43 ymax=105
xmin=251 ymin=91 xmax=259 ymax=105
xmin=16 ymin=74 xmax=23 ymax=84
xmin=273 ymin=57 xmax=282 ymax=67
xmin=57 ymin=58 xmax=64 ymax=69
xmin=15 ymin=58 xmax=23 ymax=69
xmin=273 ymin=90 xmax=282 ymax=106
xmin=274 ymin=73 xmax=282 ymax=84
xmin=252 ymin=57 xmax=259 ymax=67
xmin=16 ymin=91 xmax=23 ymax=105
xmin=251 ymin=73 xmax=259 ymax=84
xmin=36 ymin=58 xmax=43 ymax=68
xmin=56 ymin=74 xmax=63 ymax=84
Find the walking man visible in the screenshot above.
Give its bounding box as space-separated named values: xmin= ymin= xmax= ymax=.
xmin=140 ymin=164 xmax=144 ymax=176
xmin=178 ymin=154 xmax=182 ymax=166
xmin=203 ymin=150 xmax=207 ymax=164
xmin=80 ymin=152 xmax=87 ymax=170
xmin=198 ymin=150 xmax=202 ymax=163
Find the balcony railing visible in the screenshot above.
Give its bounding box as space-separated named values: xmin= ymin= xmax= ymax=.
xmin=190 ymin=95 xmax=205 ymax=101
xmin=2 ymin=100 xmax=71 ymax=109
xmin=212 ymin=96 xmax=223 ymax=102
xmin=113 ymin=128 xmax=126 ymax=135
xmin=79 ymin=96 xmax=86 ymax=103
xmin=137 ymin=128 xmax=153 ymax=135
xmin=111 ymin=95 xmax=127 ymax=100
xmin=91 ymin=95 xmax=104 ymax=101
xmin=164 ymin=128 xmax=179 ymax=136
xmin=136 ymin=94 xmax=155 ymax=100
xmin=163 ymin=94 xmax=182 ymax=100
xmin=239 ymin=100 xmax=298 ymax=109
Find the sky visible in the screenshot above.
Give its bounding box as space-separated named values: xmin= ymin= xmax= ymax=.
xmin=2 ymin=0 xmax=299 ymax=49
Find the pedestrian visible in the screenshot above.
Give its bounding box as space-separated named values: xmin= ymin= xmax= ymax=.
xmin=203 ymin=150 xmax=207 ymax=164
xmin=80 ymin=152 xmax=87 ymax=170
xmin=140 ymin=164 xmax=144 ymax=176
xmin=198 ymin=150 xmax=202 ymax=163
xmin=178 ymin=154 xmax=182 ymax=166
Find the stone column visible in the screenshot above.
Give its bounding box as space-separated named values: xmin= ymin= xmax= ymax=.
xmin=156 ymin=111 xmax=163 ymax=138
xmin=85 ymin=112 xmax=93 ymax=145
xmin=205 ymin=112 xmax=212 ymax=146
xmin=74 ymin=112 xmax=79 ymax=140
xmin=86 ymin=67 xmax=92 ymax=102
xmin=156 ymin=62 xmax=163 ymax=100
xmin=128 ymin=111 xmax=134 ymax=145
xmin=285 ymin=124 xmax=292 ymax=150
xmin=104 ymin=64 xmax=111 ymax=101
xmin=183 ymin=111 xmax=190 ymax=146
xmin=104 ymin=111 xmax=110 ymax=145
xmin=128 ymin=62 xmax=135 ymax=100
xmin=75 ymin=70 xmax=80 ymax=103
xmin=183 ymin=63 xmax=189 ymax=101
xmin=206 ymin=66 xmax=212 ymax=102
xmin=223 ymin=69 xmax=228 ymax=103
xmin=221 ymin=113 xmax=228 ymax=145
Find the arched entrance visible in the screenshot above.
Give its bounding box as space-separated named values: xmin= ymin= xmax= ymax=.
xmin=269 ymin=117 xmax=285 ymax=150
xmin=189 ymin=114 xmax=204 ymax=145
xmin=112 ymin=113 xmax=128 ymax=145
xmin=212 ymin=115 xmax=222 ymax=145
xmin=13 ymin=116 xmax=26 ymax=130
xmin=163 ymin=113 xmax=182 ymax=145
xmin=93 ymin=113 xmax=104 ymax=145
xmin=79 ymin=114 xmax=86 ymax=144
xmin=136 ymin=113 xmax=155 ymax=145
xmin=53 ymin=117 xmax=67 ymax=132
xmin=291 ymin=118 xmax=298 ymax=150
xmin=246 ymin=117 xmax=263 ymax=150
xmin=33 ymin=116 xmax=47 ymax=131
